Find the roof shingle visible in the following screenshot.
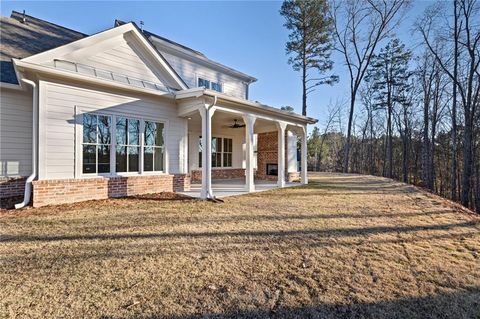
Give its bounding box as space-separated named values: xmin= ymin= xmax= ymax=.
xmin=0 ymin=11 xmax=86 ymax=84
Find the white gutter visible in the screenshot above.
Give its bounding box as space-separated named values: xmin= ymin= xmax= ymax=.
xmin=15 ymin=79 xmax=38 ymax=209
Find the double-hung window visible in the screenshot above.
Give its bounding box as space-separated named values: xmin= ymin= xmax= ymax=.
xmin=144 ymin=121 xmax=164 ymax=172
xmin=82 ymin=113 xmax=111 ymax=174
xmin=198 ymin=136 xmax=233 ymax=168
xmin=115 ymin=117 xmax=140 ymax=173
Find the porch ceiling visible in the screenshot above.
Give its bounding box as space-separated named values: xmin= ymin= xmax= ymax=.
xmin=187 ymin=109 xmax=279 ymax=134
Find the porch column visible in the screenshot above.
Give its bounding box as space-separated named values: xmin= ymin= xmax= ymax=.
xmin=287 ymin=130 xmax=298 ymax=180
xmin=300 ymin=125 xmax=308 ymax=185
xmin=243 ymin=114 xmax=256 ymax=192
xmin=200 ymin=105 xmax=216 ymax=199
xmin=276 ymin=122 xmax=287 ymax=188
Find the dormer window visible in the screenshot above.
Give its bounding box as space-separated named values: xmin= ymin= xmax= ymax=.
xmin=211 ymin=82 xmax=222 ymax=92
xmin=198 ymin=77 xmax=222 ymax=93
xmin=198 ymin=78 xmax=210 ymax=89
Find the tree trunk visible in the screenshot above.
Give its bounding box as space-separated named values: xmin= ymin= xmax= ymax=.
xmin=422 ymin=93 xmax=431 ymax=189
xmin=302 ymin=64 xmax=307 ymax=116
xmin=343 ymin=93 xmax=356 ymax=173
xmin=387 ymin=104 xmax=393 ymax=179
xmin=451 ymin=0 xmax=459 ymax=201
xmin=461 ymin=115 xmax=473 ymax=207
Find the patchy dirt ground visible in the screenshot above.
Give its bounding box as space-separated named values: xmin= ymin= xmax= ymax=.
xmin=0 ymin=173 xmax=479 ymax=319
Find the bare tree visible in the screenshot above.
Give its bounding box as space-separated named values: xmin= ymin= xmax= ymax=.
xmin=329 ymin=0 xmax=410 ymax=173
xmin=417 ymin=0 xmax=480 ymax=207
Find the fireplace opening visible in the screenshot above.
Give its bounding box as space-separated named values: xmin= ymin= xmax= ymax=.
xmin=266 ymin=163 xmax=278 ymax=176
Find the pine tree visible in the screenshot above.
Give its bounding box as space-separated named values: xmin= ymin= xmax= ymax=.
xmin=365 ymin=38 xmax=412 ymax=179
xmin=280 ymin=0 xmax=337 ymax=116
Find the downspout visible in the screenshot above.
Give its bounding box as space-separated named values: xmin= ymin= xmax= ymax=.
xmin=15 ymin=79 xmax=38 ymax=209
xmin=204 ymin=95 xmax=217 ymax=199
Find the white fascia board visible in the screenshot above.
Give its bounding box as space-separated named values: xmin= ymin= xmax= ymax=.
xmin=21 ymin=23 xmax=188 ymax=91
xmin=13 ymin=59 xmax=175 ymax=99
xmin=175 ymin=88 xmax=317 ymax=125
xmin=150 ymin=37 xmax=257 ymax=84
xmin=174 ymin=87 xmax=206 ymax=99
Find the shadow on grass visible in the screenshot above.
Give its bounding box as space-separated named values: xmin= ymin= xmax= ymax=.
xmin=99 ymin=285 xmax=480 ymax=319
xmin=2 ymin=220 xmax=477 ymax=243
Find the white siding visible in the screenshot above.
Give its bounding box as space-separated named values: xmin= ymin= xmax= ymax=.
xmin=0 ymin=88 xmax=32 ymax=177
xmin=40 ymin=80 xmax=186 ymax=180
xmin=85 ymin=43 xmax=162 ymax=83
xmin=46 ymin=36 xmax=167 ymax=87
xmin=159 ymin=50 xmax=247 ymax=99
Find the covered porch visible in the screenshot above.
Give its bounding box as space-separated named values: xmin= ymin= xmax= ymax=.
xmin=175 ymin=88 xmax=316 ymax=199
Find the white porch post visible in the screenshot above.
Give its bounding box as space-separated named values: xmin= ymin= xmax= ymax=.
xmin=243 ymin=114 xmax=256 ymax=192
xmin=301 ymin=125 xmax=308 ymax=185
xmin=276 ymin=122 xmax=287 ymax=188
xmin=200 ymin=105 xmax=216 ymax=199
xmin=287 ymin=130 xmax=298 ymax=180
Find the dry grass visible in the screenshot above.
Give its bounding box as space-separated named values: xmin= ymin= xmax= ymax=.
xmin=1 ymin=173 xmax=479 ymax=319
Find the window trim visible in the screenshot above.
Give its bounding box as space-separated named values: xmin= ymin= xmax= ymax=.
xmin=75 ymin=106 xmax=169 ymax=178
xmin=115 ymin=116 xmax=141 ymax=174
xmin=196 ymin=74 xmax=223 ymax=93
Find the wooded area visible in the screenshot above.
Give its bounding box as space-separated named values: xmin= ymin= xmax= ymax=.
xmin=282 ymin=0 xmax=479 ymax=213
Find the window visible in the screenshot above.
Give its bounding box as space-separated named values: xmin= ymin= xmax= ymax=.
xmin=82 ymin=113 xmax=111 ymax=174
xmin=198 ymin=136 xmax=233 ymax=168
xmin=198 ymin=78 xmax=210 ymax=89
xmin=116 ymin=117 xmax=140 ymax=173
xmin=211 ymin=137 xmax=222 ymax=168
xmin=211 ymin=82 xmax=222 ymax=92
xmin=81 ymin=112 xmax=165 ymax=175
xmin=223 ymin=138 xmax=233 ymax=167
xmin=198 ymin=77 xmax=222 ymax=93
xmin=144 ymin=121 xmax=164 ymax=172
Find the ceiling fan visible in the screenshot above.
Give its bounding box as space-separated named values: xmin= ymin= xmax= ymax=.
xmin=228 ymin=119 xmax=246 ymax=128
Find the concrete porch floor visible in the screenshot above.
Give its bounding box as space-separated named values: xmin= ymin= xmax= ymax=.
xmin=179 ymin=178 xmax=301 ymax=198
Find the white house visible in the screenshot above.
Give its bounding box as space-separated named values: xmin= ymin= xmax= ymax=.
xmin=0 ymin=11 xmax=316 ymax=208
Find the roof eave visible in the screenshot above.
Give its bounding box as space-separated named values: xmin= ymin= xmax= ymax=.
xmin=14 ymin=59 xmax=176 ymax=99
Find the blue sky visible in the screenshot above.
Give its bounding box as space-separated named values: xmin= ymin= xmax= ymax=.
xmin=1 ymin=0 xmax=433 ymax=126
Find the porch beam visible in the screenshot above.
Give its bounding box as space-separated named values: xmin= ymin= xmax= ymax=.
xmin=243 ymin=114 xmax=256 ymax=192
xmin=300 ymin=125 xmax=308 ymax=185
xmin=276 ymin=122 xmax=287 ymax=188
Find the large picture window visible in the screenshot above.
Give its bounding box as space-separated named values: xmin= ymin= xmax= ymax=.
xmin=144 ymin=121 xmax=164 ymax=172
xmin=198 ymin=136 xmax=233 ymax=168
xmin=81 ymin=112 xmax=164 ymax=175
xmin=82 ymin=113 xmax=111 ymax=174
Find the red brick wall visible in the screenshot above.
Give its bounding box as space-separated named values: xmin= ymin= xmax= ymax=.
xmin=173 ymin=174 xmax=191 ymax=191
xmin=190 ymin=168 xmax=246 ymax=182
xmin=0 ymin=177 xmax=27 ymax=208
xmin=32 ymin=174 xmax=188 ymax=207
xmin=0 ymin=177 xmax=26 ymax=198
xmin=256 ymin=131 xmax=290 ymax=181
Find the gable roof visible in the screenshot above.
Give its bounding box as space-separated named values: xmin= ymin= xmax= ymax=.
xmin=10 ymin=17 xmax=188 ymax=90
xmin=115 ymin=20 xmax=257 ymax=83
xmin=0 ymin=11 xmax=86 ymax=84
